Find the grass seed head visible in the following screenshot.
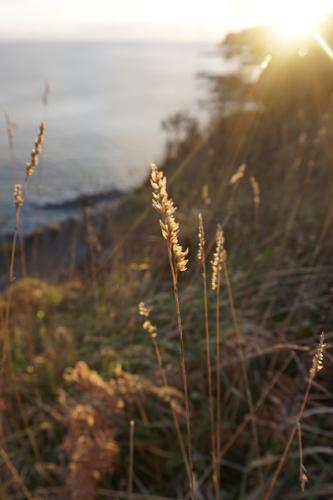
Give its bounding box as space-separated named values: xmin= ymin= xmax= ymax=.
xmin=138 ymin=302 xmax=150 ymax=318
xmin=150 ymin=163 xmax=188 ymax=272
xmin=229 ymin=163 xmax=247 ymax=186
xmin=142 ymin=320 xmax=157 ymax=338
xmin=138 ymin=302 xmax=157 ymax=338
xmin=13 ymin=184 xmax=24 ymax=208
xmin=250 ymin=176 xmax=260 ymax=207
xmin=197 ymin=213 xmax=206 ymax=263
xmin=25 ymin=121 xmax=46 ymax=178
xmin=211 ymin=224 xmax=226 ymax=291
xmin=310 ymin=332 xmax=326 ymax=378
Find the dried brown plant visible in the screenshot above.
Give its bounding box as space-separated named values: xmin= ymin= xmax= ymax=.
xmin=64 ymin=403 xmax=118 ymax=500
xmin=64 ymin=361 xmax=182 ymax=498
xmin=229 ymin=163 xmax=246 ymax=186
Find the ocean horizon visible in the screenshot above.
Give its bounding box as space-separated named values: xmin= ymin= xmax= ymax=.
xmin=0 ymin=40 xmax=228 ymax=234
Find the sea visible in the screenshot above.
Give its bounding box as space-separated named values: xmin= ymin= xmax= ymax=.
xmin=0 ymin=41 xmax=230 ymax=235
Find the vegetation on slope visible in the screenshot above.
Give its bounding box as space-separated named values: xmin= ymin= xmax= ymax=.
xmin=2 ymin=23 xmax=333 ymax=499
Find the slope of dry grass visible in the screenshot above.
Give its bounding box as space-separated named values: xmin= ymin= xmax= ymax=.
xmin=1 ymin=98 xmax=333 ymax=499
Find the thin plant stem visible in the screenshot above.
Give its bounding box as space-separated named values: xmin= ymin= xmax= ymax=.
xmin=223 ymin=262 xmax=263 ymax=487
xmin=215 ymin=269 xmax=221 ymax=497
xmin=18 ymin=220 xmax=27 ymax=279
xmin=297 ymin=422 xmax=307 ymax=492
xmin=2 ymin=125 xmax=46 ymax=464
xmin=150 ymin=335 xmax=192 ymax=485
xmin=167 ymin=246 xmax=195 ymax=500
xmin=5 ymin=113 xmax=28 ymax=280
xmin=263 ymin=375 xmax=314 ymax=500
xmin=9 ymin=206 xmax=21 ymax=285
xmin=128 ymin=420 xmax=135 ymax=498
xmin=200 ymin=242 xmax=218 ymax=497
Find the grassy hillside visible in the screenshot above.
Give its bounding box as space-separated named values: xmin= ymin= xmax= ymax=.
xmin=2 ymin=30 xmax=333 ymax=499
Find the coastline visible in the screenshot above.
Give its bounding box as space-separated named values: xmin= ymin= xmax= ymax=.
xmin=0 ymin=189 xmax=124 ymax=287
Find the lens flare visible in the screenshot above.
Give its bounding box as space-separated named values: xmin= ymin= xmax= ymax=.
xmin=253 ymin=0 xmax=332 ymax=41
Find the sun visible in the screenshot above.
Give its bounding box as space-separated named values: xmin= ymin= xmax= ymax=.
xmin=254 ymin=0 xmax=332 ymax=41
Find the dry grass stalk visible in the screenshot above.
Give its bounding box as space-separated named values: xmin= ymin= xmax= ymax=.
xmin=151 ymin=163 xmax=188 ymax=273
xmin=201 ymin=184 xmax=211 ymax=206
xmin=25 ymin=122 xmax=45 ymax=181
xmin=211 ymin=224 xmax=226 ymax=497
xmin=150 ymin=164 xmax=194 ymax=499
xmin=3 ymin=184 xmax=26 ymax=361
xmin=139 ymin=303 xmax=157 ymax=339
xmin=5 ymin=114 xmax=26 ymax=278
xmin=138 ymin=302 xmax=191 ymax=488
xmin=264 ymin=333 xmax=326 ymax=499
xmin=5 ymin=113 xmax=27 ymax=279
xmin=229 ymin=163 xmax=246 ymax=186
xmin=228 ymin=164 xmax=247 ymax=217
xmin=2 ymin=124 xmax=47 ymax=467
xmin=128 ymin=420 xmax=135 ymax=497
xmin=4 ymin=112 xmax=17 ymax=182
xmin=8 ymin=122 xmax=46 ymax=285
xmin=250 ymin=176 xmax=260 ymax=224
xmin=211 ymin=225 xmax=226 ymax=291
xmin=13 ymin=184 xmax=24 ymax=208
xmin=297 ymin=422 xmax=308 ymax=492
xmin=222 ymin=259 xmax=263 ymax=487
xmin=9 ymin=185 xmax=24 ymax=284
xmin=198 ymin=214 xmax=218 ymax=497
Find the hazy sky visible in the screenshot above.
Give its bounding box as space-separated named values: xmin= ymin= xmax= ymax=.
xmin=0 ymin=0 xmax=273 ymax=41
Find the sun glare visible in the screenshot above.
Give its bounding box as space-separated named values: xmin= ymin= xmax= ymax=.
xmin=255 ymin=1 xmax=332 ymax=41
